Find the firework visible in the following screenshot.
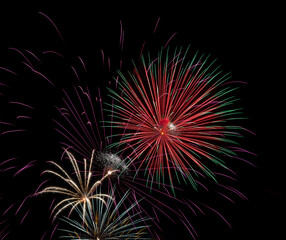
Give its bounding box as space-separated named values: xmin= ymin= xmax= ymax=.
xmin=108 ymin=46 xmax=245 ymax=191
xmin=60 ymin=189 xmax=152 ymax=240
xmin=35 ymin=150 xmax=117 ymax=220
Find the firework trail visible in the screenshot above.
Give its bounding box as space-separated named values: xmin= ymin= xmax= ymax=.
xmin=0 ymin=64 xmax=41 ymax=239
xmin=35 ymin=150 xmax=116 ymax=220
xmin=60 ymin=189 xmax=152 ymax=240
xmin=108 ymin=46 xmax=247 ymax=193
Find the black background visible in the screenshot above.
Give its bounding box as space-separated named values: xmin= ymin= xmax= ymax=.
xmin=0 ymin=2 xmax=284 ymax=239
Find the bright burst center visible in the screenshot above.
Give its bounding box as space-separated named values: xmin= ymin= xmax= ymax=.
xmin=159 ymin=118 xmax=177 ymax=136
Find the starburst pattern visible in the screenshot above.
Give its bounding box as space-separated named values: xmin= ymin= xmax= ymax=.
xmin=108 ymin=47 xmax=245 ymax=191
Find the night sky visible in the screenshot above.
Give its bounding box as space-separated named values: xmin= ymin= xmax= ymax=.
xmin=0 ymin=2 xmax=284 ymax=239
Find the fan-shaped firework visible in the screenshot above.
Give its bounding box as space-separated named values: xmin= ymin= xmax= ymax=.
xmin=108 ymin=47 xmax=245 ymax=191
xmin=60 ymin=189 xmax=151 ymax=240
xmin=36 ymin=150 xmax=117 ymax=220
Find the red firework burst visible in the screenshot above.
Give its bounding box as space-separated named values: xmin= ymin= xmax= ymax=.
xmin=108 ymin=47 xmax=245 ymax=191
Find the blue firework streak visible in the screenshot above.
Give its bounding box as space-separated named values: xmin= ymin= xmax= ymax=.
xmin=60 ymin=189 xmax=152 ymax=240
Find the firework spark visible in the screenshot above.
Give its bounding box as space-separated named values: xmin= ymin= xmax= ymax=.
xmin=35 ymin=150 xmax=117 ymax=220
xmin=60 ymin=189 xmax=152 ymax=240
xmin=108 ymin=47 xmax=245 ymax=192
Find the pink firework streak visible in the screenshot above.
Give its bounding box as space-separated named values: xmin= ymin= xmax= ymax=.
xmin=0 ymin=12 xmax=70 ymax=240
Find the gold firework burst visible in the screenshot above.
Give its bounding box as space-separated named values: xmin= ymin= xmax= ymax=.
xmin=36 ymin=150 xmax=117 ymax=220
